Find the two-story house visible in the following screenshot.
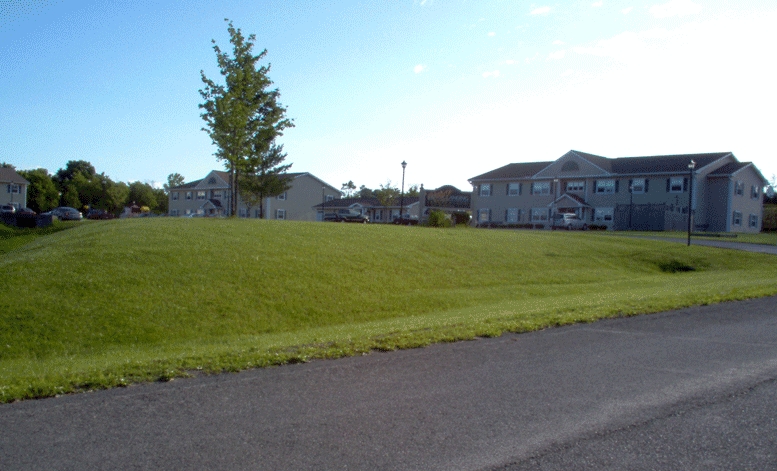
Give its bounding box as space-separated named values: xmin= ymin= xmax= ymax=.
xmin=168 ymin=170 xmax=341 ymax=221
xmin=1 ymin=167 xmax=29 ymax=210
xmin=469 ymin=150 xmax=767 ymax=233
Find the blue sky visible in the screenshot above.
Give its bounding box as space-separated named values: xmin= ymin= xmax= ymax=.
xmin=2 ymin=0 xmax=775 ymax=192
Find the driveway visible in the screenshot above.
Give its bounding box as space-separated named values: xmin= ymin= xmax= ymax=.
xmin=1 ymin=297 xmax=776 ymax=470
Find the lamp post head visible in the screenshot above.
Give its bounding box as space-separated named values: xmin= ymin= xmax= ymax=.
xmin=401 ymin=161 xmax=407 ymax=170
xmin=688 ymin=160 xmax=696 ymax=170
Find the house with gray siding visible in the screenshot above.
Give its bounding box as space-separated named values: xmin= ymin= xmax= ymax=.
xmin=168 ymin=170 xmax=341 ymax=221
xmin=1 ymin=167 xmax=29 ymax=210
xmin=469 ymin=150 xmax=767 ymax=233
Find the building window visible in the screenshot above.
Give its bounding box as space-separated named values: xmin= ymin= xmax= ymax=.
xmin=196 ymin=191 xmax=206 ymax=200
xmin=594 ymin=208 xmax=614 ymax=222
xmin=171 ymin=192 xmax=179 ymax=201
xmin=374 ymin=209 xmax=383 ymax=221
xmin=595 ymin=180 xmax=616 ymax=194
xmin=734 ymin=181 xmax=744 ymax=196
xmin=566 ymin=181 xmax=584 ymax=192
xmin=749 ymin=214 xmax=759 ymax=228
xmin=506 ymin=208 xmax=519 ymax=223
xmin=7 ymin=184 xmax=21 ymax=194
xmin=630 ymin=178 xmax=646 ymax=194
xmin=185 ymin=209 xmax=192 ymax=215
xmin=277 ymin=192 xmax=287 ymax=200
xmin=239 ymin=208 xmax=247 ymax=217
xmin=276 ymin=209 xmax=286 ymax=220
xmin=668 ymin=177 xmax=686 ymax=193
xmin=751 ymin=185 xmax=760 ymax=199
xmin=532 ymin=182 xmax=550 ymax=195
xmin=171 ymin=209 xmax=179 ymax=216
xmin=478 ymin=208 xmax=490 ymax=223
xmin=479 ymin=184 xmax=491 ymax=197
xmin=507 ymin=183 xmax=521 ymax=196
xmin=326 ymin=194 xmax=334 ymax=202
xmin=185 ymin=191 xmax=193 ymax=200
xmin=732 ymin=211 xmax=742 ymax=226
xmin=531 ymin=208 xmax=548 ymax=222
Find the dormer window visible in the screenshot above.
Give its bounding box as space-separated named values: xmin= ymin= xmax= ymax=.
xmin=561 ymin=161 xmax=580 ymax=172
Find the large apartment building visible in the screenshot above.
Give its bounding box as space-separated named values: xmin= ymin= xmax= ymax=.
xmin=168 ymin=170 xmax=341 ymax=221
xmin=469 ymin=150 xmax=767 ymax=233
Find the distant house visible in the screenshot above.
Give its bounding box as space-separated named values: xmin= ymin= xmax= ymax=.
xmin=314 ymin=196 xmax=420 ymax=223
xmin=469 ymin=150 xmax=768 ymax=233
xmin=418 ymin=185 xmax=472 ymax=223
xmin=168 ymin=170 xmax=341 ymax=220
xmin=0 ymin=167 xmax=29 ymax=210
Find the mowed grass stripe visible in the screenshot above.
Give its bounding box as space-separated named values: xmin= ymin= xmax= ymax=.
xmin=1 ymin=218 xmax=776 ymax=402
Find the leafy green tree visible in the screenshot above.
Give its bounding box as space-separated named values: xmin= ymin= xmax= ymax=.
xmin=357 ymin=185 xmax=375 ymax=198
xmin=54 ymin=160 xmax=96 ymax=184
xmin=18 ymin=168 xmax=59 ymax=213
xmin=375 ymin=181 xmax=400 ymax=220
xmin=341 ymin=180 xmax=356 ymax=198
xmin=164 ymin=173 xmax=185 ymax=193
xmin=238 ymin=144 xmax=292 ymax=218
xmin=153 ymin=187 xmax=168 ymax=214
xmin=406 ymin=184 xmax=419 ymax=198
xmin=127 ymin=181 xmax=158 ymax=210
xmin=199 ymin=20 xmax=294 ymax=216
xmin=105 ymin=181 xmax=130 ymax=214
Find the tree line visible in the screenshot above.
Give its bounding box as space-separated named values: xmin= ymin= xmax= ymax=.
xmin=7 ymin=160 xmax=170 ymax=215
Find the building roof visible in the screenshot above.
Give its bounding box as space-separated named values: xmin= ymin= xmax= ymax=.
xmin=469 ymin=161 xmax=554 ymax=182
xmin=0 ymin=167 xmax=30 ymax=185
xmin=314 ymin=196 xmax=420 ymax=209
xmin=707 ymin=161 xmax=751 ymax=176
xmin=470 ymin=151 xmax=737 ymax=182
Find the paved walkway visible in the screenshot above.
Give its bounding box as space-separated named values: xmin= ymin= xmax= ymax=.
xmin=631 ymin=236 xmax=777 ymax=255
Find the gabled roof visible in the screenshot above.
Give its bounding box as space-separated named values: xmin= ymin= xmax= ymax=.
xmin=550 ymin=193 xmax=590 ymax=208
xmin=707 ymin=161 xmax=751 ymax=177
xmin=610 ymin=152 xmax=731 ymax=175
xmin=0 ymin=167 xmax=30 ymax=185
xmin=469 ymin=161 xmax=554 ymax=182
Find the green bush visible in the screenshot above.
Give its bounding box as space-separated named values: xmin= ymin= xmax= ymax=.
xmin=763 ymin=205 xmax=776 ymax=232
xmin=427 ymin=210 xmax=451 ymax=228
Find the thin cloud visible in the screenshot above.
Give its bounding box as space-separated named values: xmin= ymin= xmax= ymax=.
xmin=553 ymin=40 xmax=565 ymax=45
xmin=547 ymin=50 xmax=566 ymax=60
xmin=530 ymin=6 xmax=551 ymax=16
xmin=650 ymin=0 xmax=701 ymax=18
xmin=505 ymin=59 xmax=517 ymax=65
xmin=488 ymin=32 xmax=496 ymax=37
xmin=592 ymin=1 xmax=603 ymax=7
xmin=622 ymin=7 xmax=634 ymax=14
xmin=482 ymin=70 xmax=501 ymax=78
xmin=413 ymin=64 xmax=427 ymax=74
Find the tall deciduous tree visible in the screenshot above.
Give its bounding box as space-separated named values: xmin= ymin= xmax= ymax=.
xmin=164 ymin=173 xmax=185 ymax=193
xmin=375 ymin=181 xmax=400 ymax=219
xmin=239 ymin=144 xmax=292 ymax=219
xmin=199 ymin=20 xmax=293 ymax=216
xmin=18 ymin=168 xmax=59 ymax=213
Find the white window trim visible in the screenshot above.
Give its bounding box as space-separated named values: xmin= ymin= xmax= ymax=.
xmin=479 ymin=184 xmax=492 ymax=197
xmin=669 ymin=177 xmax=684 ymax=193
xmin=531 ymin=208 xmax=548 ymax=222
xmin=595 ymin=180 xmax=615 ymax=194
xmin=734 ymin=181 xmax=744 ymax=196
xmin=185 ymin=191 xmax=193 ymax=200
xmin=594 ymin=207 xmax=614 ymax=222
xmin=7 ymin=184 xmax=21 ymax=194
xmin=196 ymin=191 xmax=206 ymax=200
xmin=478 ymin=208 xmax=490 ymax=223
xmin=631 ymin=178 xmax=646 ymax=194
xmin=532 ymin=182 xmax=550 ymax=195
xmin=749 ymin=214 xmax=758 ymax=228
xmin=566 ymin=181 xmax=584 ymax=192
xmin=276 ymin=209 xmax=286 ymax=220
xmin=506 ymin=208 xmax=519 ymax=223
xmin=171 ymin=192 xmax=179 ymax=200
xmin=277 ymin=192 xmax=287 ymax=200
xmin=732 ymin=211 xmax=742 ymax=226
xmin=507 ymin=183 xmax=520 ymax=196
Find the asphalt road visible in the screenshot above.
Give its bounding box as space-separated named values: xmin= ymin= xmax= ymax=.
xmin=2 ymin=297 xmax=777 ymax=470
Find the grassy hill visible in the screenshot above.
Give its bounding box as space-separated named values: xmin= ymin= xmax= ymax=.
xmin=2 ymin=218 xmax=777 ymax=401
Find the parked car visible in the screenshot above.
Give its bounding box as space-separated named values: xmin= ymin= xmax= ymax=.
xmin=326 ymin=211 xmax=370 ymax=223
xmin=16 ymin=207 xmax=36 ymax=216
xmin=0 ymin=204 xmax=16 ymax=214
xmin=551 ymin=213 xmax=587 ymax=230
xmin=86 ymin=209 xmax=115 ymax=220
xmin=46 ymin=207 xmax=83 ymax=221
xmin=393 ymin=216 xmax=419 ymax=226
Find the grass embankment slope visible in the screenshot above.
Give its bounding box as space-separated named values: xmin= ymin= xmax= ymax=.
xmin=2 ymin=218 xmax=777 ymax=402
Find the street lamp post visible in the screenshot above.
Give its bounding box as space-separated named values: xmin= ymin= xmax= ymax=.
xmin=321 ymin=186 xmax=326 ymax=222
xmin=400 ymin=161 xmax=407 ymax=221
xmin=687 ymin=160 xmax=696 ymax=246
xmin=629 ymin=183 xmax=634 ymax=230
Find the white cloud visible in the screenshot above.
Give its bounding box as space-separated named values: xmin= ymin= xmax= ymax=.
xmin=650 ymin=0 xmax=701 ymax=18
xmin=592 ymin=1 xmax=603 ymax=7
xmin=413 ymin=64 xmax=427 ymax=74
xmin=525 ymin=52 xmax=540 ymax=64
xmin=482 ymin=70 xmax=501 ymax=78
xmin=488 ymin=31 xmax=496 ymax=37
xmin=552 ymin=40 xmax=565 ymax=45
xmin=530 ymin=6 xmax=551 ymax=16
xmin=505 ymin=59 xmax=516 ymax=65
xmin=547 ymin=50 xmax=566 ymax=60
xmin=622 ymin=7 xmax=633 ymax=14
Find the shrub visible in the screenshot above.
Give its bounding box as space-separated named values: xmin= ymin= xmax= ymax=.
xmin=428 ymin=210 xmax=451 ymax=228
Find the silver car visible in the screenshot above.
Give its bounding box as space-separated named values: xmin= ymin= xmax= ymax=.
xmin=551 ymin=213 xmax=587 ymax=230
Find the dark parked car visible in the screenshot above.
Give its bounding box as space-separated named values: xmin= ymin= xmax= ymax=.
xmin=16 ymin=207 xmax=36 ymax=216
xmin=393 ymin=216 xmax=419 ymax=226
xmin=326 ymin=211 xmax=370 ymax=223
xmin=45 ymin=207 xmax=83 ymax=221
xmin=86 ymin=209 xmax=115 ymax=220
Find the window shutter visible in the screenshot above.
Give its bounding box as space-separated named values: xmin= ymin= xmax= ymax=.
xmin=505 ymin=209 xmax=508 ymax=221
xmin=666 ymin=179 xmax=670 ymax=192
xmin=683 ymin=178 xmax=688 ymax=192
xmin=519 ymin=183 xmax=522 ymax=195
xmin=615 ymin=180 xmax=620 ymax=193
xmin=593 ymin=180 xmax=597 ymax=193
xmin=530 ymin=184 xmax=533 ymax=195
xmin=645 ymin=180 xmax=649 ymax=193
xmin=628 ymin=179 xmax=633 ymax=193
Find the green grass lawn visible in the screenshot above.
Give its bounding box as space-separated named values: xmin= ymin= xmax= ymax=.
xmin=612 ymin=229 xmax=777 ymax=245
xmin=2 ymin=219 xmax=777 ymax=402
